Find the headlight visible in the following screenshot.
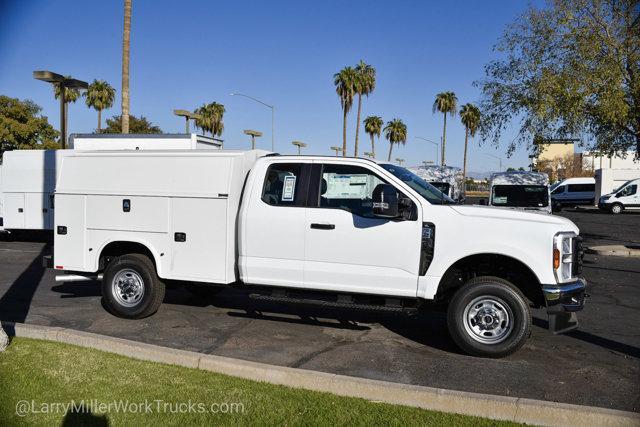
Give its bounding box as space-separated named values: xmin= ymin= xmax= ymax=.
xmin=553 ymin=232 xmax=576 ymax=283
xmin=600 ymin=195 xmax=610 ymax=202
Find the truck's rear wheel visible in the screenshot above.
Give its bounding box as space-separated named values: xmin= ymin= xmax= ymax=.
xmin=447 ymin=276 xmax=530 ymax=358
xmin=102 ymin=254 xmax=165 ymax=319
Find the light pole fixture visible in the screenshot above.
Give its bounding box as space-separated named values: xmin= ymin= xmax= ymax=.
xmin=173 ymin=109 xmax=202 ymax=134
xmin=415 ymin=137 xmax=440 ymax=166
xmin=292 ymin=140 xmax=307 ymax=155
xmin=484 ymin=153 xmax=503 ymax=172
xmin=363 ymin=151 xmax=375 ymax=159
xmin=230 ymin=92 xmax=275 ymax=151
xmin=330 ymin=146 xmax=343 ymax=156
xmin=33 ymin=70 xmax=88 ymax=148
xmin=396 ymin=158 xmax=405 ymax=166
xmin=244 ymin=129 xmax=263 ymax=149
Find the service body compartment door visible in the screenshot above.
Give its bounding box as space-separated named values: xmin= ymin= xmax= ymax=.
xmin=54 ymin=194 xmax=86 ymax=271
xmin=3 ymin=193 xmax=25 ymax=229
xmin=170 ymin=197 xmax=228 ymax=282
xmin=24 ymin=193 xmax=47 ymax=230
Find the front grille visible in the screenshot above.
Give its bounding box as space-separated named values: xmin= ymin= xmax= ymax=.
xmin=572 ymin=236 xmax=583 ymax=276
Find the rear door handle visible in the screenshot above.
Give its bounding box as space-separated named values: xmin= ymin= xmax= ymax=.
xmin=310 ymin=223 xmax=335 ymax=230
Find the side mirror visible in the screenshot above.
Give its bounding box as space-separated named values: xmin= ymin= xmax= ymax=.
xmin=616 ymin=192 xmax=623 ymax=198
xmin=479 ymin=199 xmax=487 ymax=206
xmin=372 ymin=184 xmax=399 ymax=218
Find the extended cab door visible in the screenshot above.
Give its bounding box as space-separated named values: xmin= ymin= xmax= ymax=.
xmin=303 ymin=162 xmax=422 ymax=297
xmin=240 ymin=161 xmax=311 ymax=287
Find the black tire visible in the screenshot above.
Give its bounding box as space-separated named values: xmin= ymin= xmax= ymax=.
xmin=447 ymin=276 xmax=531 ymax=358
xmin=610 ymin=203 xmax=624 ymax=214
xmin=102 ymin=254 xmax=165 ymax=319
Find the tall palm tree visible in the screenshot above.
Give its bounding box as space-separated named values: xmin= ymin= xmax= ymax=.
xmin=353 ymin=60 xmax=376 ymax=157
xmin=334 ymin=66 xmax=357 ymax=157
xmin=459 ymin=103 xmax=481 ymax=180
xmin=211 ymin=102 xmax=225 ymax=137
xmin=121 ymin=0 xmax=132 ymax=133
xmin=84 ymin=80 xmax=116 ymax=132
xmin=363 ymin=115 xmax=383 ymax=158
xmin=432 ymin=91 xmax=457 ymax=166
xmin=53 ymin=78 xmax=81 ymax=137
xmin=384 ymin=119 xmax=408 ymax=161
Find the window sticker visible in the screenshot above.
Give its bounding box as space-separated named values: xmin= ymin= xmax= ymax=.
xmin=494 ymin=196 xmax=507 ymax=204
xmin=282 ymin=175 xmax=296 ymax=201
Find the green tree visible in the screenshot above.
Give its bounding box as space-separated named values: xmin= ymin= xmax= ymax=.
xmin=101 ymin=114 xmax=162 ymax=134
xmin=433 ymin=91 xmax=457 ymax=165
xmin=121 ymin=0 xmax=132 ymax=133
xmin=459 ymin=103 xmax=481 ymax=180
xmin=477 ymin=0 xmax=640 ymax=157
xmin=84 ymin=80 xmax=116 ymax=132
xmin=384 ymin=118 xmax=408 ymax=161
xmin=0 ymin=96 xmax=59 ymax=158
xmin=194 ymin=102 xmax=225 ymax=137
xmin=53 ymin=77 xmax=81 ymax=139
xmin=353 ymin=61 xmax=376 ymax=157
xmin=363 ymin=115 xmax=383 ymax=159
xmin=334 ymin=66 xmax=357 ymax=157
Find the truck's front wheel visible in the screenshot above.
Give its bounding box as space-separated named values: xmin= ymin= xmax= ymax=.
xmin=102 ymin=254 xmax=165 ymax=319
xmin=447 ymin=276 xmax=530 ymax=358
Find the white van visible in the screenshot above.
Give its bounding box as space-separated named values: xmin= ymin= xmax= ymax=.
xmin=489 ymin=172 xmax=551 ymax=214
xmin=598 ymin=178 xmax=640 ymax=214
xmin=408 ymin=165 xmax=464 ymax=201
xmin=550 ymin=177 xmax=595 ymax=209
xmin=49 ymin=150 xmax=587 ymax=358
xmin=0 ymin=134 xmax=219 ymax=233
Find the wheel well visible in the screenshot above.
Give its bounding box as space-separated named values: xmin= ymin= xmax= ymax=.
xmin=98 ymin=241 xmax=156 ymax=271
xmin=435 ymin=254 xmax=544 ymax=307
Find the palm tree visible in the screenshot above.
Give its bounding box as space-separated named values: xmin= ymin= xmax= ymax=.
xmin=384 ymin=119 xmax=408 ymax=161
xmin=363 ymin=115 xmax=383 ymax=158
xmin=459 ymin=103 xmax=481 ymax=180
xmin=53 ymin=78 xmax=81 ymax=137
xmin=334 ymin=66 xmax=357 ymax=157
xmin=84 ymin=80 xmax=116 ymax=132
xmin=353 ymin=60 xmax=376 ymax=157
xmin=121 ymin=0 xmax=132 ymax=133
xmin=194 ymin=102 xmax=225 ymax=137
xmin=433 ymin=91 xmax=457 ymax=165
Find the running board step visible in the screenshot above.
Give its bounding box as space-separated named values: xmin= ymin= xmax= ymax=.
xmin=248 ymin=293 xmax=416 ymax=313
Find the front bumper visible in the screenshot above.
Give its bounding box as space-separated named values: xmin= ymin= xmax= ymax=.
xmin=542 ymin=278 xmax=587 ymax=334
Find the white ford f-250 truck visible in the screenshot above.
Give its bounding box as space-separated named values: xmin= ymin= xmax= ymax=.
xmin=48 ymin=149 xmax=586 ymax=357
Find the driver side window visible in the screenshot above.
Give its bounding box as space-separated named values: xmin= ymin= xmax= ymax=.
xmin=318 ymin=164 xmax=388 ymax=217
xmin=620 ymin=184 xmax=637 ymax=197
xmin=551 ymin=185 xmax=565 ymax=195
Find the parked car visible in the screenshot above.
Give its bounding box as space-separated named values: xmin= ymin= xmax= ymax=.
xmin=598 ymin=178 xmax=640 ymax=214
xmin=489 ymin=172 xmax=551 ymax=214
xmin=47 ymin=150 xmax=586 ymax=358
xmin=550 ymin=177 xmax=596 ymax=210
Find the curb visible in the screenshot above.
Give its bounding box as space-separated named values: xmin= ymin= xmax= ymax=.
xmin=587 ymin=245 xmax=640 ymax=257
xmin=2 ymin=321 xmax=638 ymax=426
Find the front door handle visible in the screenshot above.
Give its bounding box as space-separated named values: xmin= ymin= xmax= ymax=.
xmin=310 ymin=223 xmax=335 ymax=230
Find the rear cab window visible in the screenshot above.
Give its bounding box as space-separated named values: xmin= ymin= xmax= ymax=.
xmin=261 ymin=163 xmax=309 ymax=207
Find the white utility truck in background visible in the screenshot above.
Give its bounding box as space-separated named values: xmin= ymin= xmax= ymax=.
xmin=0 ymin=134 xmax=220 ymax=233
xmin=598 ymin=178 xmax=640 ymax=214
xmin=488 ymin=172 xmax=551 ymax=214
xmin=408 ymin=165 xmax=464 ymax=202
xmin=48 ymin=150 xmax=586 ymax=358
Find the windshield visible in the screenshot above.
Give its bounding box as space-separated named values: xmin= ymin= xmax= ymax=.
xmin=380 ymin=164 xmax=455 ymax=204
xmin=491 ymin=185 xmax=549 ymax=208
xmin=430 ymin=182 xmax=451 ymax=196
xmin=613 ymin=179 xmax=635 ymax=193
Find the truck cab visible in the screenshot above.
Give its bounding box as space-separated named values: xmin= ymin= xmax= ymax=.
xmin=598 ymin=178 xmax=640 ymax=214
xmin=51 ymin=150 xmax=586 ymax=358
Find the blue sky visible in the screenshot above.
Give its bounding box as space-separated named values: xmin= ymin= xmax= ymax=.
xmin=1 ymin=0 xmax=537 ymax=173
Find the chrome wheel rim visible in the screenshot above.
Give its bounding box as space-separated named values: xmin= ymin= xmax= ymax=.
xmin=111 ymin=269 xmax=145 ymax=307
xmin=462 ymin=296 xmax=513 ymax=344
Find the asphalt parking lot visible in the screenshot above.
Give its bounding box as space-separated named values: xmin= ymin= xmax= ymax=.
xmin=0 ymin=208 xmax=638 ymax=412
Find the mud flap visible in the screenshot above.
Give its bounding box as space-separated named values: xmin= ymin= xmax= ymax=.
xmin=548 ymin=311 xmax=579 ymax=334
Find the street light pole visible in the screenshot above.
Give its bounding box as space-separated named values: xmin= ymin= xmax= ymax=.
xmin=484 ymin=153 xmax=502 ymax=172
xmin=33 ymin=71 xmax=88 ymax=148
xmin=415 ymin=137 xmax=440 ymax=166
xmin=173 ymin=109 xmax=202 ymax=134
xmin=230 ymin=92 xmax=275 ymax=151
xmin=244 ymin=129 xmax=263 ymax=149
xmin=292 ymin=141 xmax=307 ymax=155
